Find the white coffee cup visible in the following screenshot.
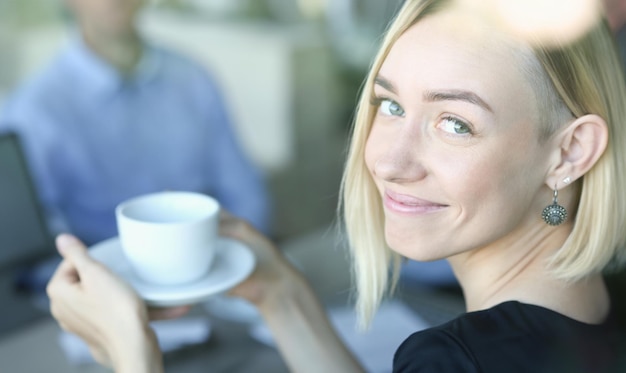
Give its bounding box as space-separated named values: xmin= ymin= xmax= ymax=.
xmin=116 ymin=191 xmax=220 ymax=285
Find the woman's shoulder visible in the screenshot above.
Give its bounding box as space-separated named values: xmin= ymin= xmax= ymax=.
xmin=392 ymin=304 xmax=518 ymax=373
xmin=393 ymin=324 xmax=480 ymax=372
xmin=393 ymin=301 xmax=626 ymax=373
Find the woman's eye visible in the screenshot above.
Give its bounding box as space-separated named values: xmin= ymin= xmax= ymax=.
xmin=439 ymin=116 xmax=472 ymax=135
xmin=379 ymin=99 xmax=405 ymax=117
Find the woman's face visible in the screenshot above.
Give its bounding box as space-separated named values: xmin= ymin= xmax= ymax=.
xmin=365 ymin=10 xmax=557 ymax=261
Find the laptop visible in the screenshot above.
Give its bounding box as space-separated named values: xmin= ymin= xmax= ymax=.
xmin=0 ymin=131 xmax=56 ymax=335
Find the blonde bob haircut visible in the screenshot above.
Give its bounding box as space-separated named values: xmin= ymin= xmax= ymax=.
xmin=340 ymin=0 xmax=626 ymax=326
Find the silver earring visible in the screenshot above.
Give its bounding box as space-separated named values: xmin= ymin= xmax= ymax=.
xmin=541 ymin=186 xmax=567 ymax=226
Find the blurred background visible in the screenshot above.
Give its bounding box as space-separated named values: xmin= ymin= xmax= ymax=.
xmin=0 ymin=0 xmax=404 ymax=242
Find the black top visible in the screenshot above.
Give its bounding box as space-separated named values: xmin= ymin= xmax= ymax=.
xmin=393 ymin=301 xmax=626 ymax=372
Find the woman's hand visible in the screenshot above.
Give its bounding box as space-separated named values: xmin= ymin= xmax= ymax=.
xmin=219 ymin=212 xmax=303 ymax=311
xmin=46 ymin=234 xmax=163 ymax=373
xmin=219 ymin=212 xmax=365 ymax=373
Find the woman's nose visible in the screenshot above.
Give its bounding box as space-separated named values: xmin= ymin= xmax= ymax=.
xmin=373 ymin=134 xmax=427 ymax=184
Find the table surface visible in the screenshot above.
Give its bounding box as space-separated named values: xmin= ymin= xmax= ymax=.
xmin=0 ymin=227 xmax=465 ymax=373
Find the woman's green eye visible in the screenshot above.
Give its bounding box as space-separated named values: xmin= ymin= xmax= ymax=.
xmin=379 ymin=99 xmax=405 ymax=117
xmin=440 ymin=117 xmax=472 ymax=135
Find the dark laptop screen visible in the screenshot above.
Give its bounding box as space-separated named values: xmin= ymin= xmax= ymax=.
xmin=0 ymin=132 xmax=53 ymax=269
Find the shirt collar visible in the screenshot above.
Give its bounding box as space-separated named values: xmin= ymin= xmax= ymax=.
xmin=64 ymin=32 xmax=162 ymax=95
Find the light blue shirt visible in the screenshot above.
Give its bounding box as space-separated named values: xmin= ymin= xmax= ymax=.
xmin=1 ymin=36 xmax=271 ymax=245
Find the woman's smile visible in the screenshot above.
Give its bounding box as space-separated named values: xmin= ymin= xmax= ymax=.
xmin=383 ymin=189 xmax=447 ymax=215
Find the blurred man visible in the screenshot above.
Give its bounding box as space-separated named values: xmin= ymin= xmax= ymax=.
xmin=0 ymin=0 xmax=270 ymax=247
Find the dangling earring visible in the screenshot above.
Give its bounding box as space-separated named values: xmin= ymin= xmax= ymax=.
xmin=541 ymin=185 xmax=567 ymax=226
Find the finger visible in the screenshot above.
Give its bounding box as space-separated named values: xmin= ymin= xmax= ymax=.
xmin=47 ymin=259 xmax=82 ymax=301
xmin=219 ymin=209 xmax=251 ymax=232
xmin=55 ymin=234 xmax=94 ymax=273
xmin=219 ymin=215 xmax=255 ymax=240
xmin=50 ymin=258 xmax=80 ymax=284
xmin=219 ymin=209 xmax=235 ymax=220
xmin=50 ymin=300 xmax=96 ymax=341
xmin=148 ymin=305 xmax=192 ymax=320
xmin=89 ymin=345 xmax=111 ymax=367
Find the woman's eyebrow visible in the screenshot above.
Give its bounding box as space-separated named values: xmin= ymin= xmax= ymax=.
xmin=423 ymin=89 xmax=494 ymax=113
xmin=374 ymin=75 xmax=396 ymax=93
xmin=375 ymin=75 xmax=493 ymax=113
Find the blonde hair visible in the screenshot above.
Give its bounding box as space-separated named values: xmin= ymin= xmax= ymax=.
xmin=537 ymin=22 xmax=626 ymax=278
xmin=340 ymin=0 xmax=626 ymax=326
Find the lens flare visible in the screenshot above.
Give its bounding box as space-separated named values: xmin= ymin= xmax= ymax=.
xmin=459 ymin=0 xmax=601 ymax=45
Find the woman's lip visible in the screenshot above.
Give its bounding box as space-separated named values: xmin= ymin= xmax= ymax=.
xmin=384 ymin=190 xmax=447 ymax=214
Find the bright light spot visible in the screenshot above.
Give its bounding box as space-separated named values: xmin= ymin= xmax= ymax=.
xmin=457 ymin=0 xmax=602 ymax=45
xmin=491 ymin=0 xmax=600 ymax=45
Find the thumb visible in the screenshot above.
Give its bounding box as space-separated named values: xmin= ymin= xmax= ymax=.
xmin=56 ymin=234 xmax=93 ymax=272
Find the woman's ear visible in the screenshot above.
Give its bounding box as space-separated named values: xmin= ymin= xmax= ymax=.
xmin=547 ymin=114 xmax=608 ymax=187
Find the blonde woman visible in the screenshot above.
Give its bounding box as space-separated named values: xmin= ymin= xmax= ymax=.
xmin=47 ymin=0 xmax=626 ymax=371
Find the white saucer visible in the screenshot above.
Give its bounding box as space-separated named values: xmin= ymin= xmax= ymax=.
xmin=88 ymin=236 xmax=256 ymax=307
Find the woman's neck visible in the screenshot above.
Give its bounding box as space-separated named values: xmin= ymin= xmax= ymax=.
xmin=448 ymin=222 xmax=610 ymax=324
